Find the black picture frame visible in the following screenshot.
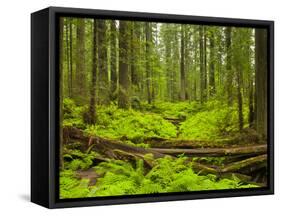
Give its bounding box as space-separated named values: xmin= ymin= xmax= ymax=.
xmin=31 ymin=6 xmax=274 ymax=209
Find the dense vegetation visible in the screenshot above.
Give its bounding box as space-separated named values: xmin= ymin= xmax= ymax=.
xmin=59 ymin=17 xmax=268 ymax=199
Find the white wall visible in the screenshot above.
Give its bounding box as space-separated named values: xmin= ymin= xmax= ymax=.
xmin=0 ymin=0 xmax=278 ymax=214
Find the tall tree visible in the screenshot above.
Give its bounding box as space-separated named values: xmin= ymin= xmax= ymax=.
xmin=130 ymin=22 xmax=137 ymax=87
xmin=225 ymin=27 xmax=233 ymax=105
xmin=255 ymin=29 xmax=267 ymax=138
xmin=145 ymin=22 xmax=152 ymax=104
xmin=110 ymin=20 xmax=117 ymax=100
xmin=118 ymin=21 xmax=130 ymax=109
xmin=59 ymin=18 xmax=64 ymax=170
xmin=97 ymin=20 xmax=109 ymax=104
xmin=237 ymin=64 xmax=244 ymax=131
xmin=75 ymin=19 xmax=86 ymax=104
xmin=65 ymin=19 xmax=71 ymax=97
xmin=67 ymin=19 xmax=73 ymax=98
xmin=199 ymin=26 xmax=206 ymax=103
xmin=203 ymin=27 xmax=207 ymax=100
xmin=180 ymin=25 xmax=187 ymax=100
xmin=209 ymin=29 xmax=216 ymax=96
xmin=88 ymin=20 xmax=98 ymax=124
xmin=248 ymin=31 xmax=255 ymax=128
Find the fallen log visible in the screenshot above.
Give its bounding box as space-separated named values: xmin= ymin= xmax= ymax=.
xmin=151 ymin=145 xmax=267 ymax=157
xmin=64 ymin=127 xmax=267 ymax=182
xmin=87 ymin=137 xmax=168 ymax=159
xmin=147 ymin=138 xmax=266 ymax=149
xmin=146 ymin=139 xmax=217 ymax=148
xmin=220 ymin=154 xmax=267 ymax=173
xmin=64 ymin=126 xmax=168 ymax=159
xmin=241 ymin=162 xmax=267 ymax=175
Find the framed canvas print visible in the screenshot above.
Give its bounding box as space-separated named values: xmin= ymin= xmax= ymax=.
xmin=31 ymin=7 xmax=274 ymax=208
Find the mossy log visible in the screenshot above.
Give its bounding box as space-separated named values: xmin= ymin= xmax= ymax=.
xmin=219 ymin=154 xmax=267 ymax=173
xmin=146 ymin=138 xmax=218 ymax=148
xmin=151 ymin=145 xmax=267 ymax=157
xmin=147 ymin=139 xmax=266 ymax=149
xmin=64 ymin=127 xmax=268 ymax=179
xmin=64 ymin=126 xmax=167 ymax=159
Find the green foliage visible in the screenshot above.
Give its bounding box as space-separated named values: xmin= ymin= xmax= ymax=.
xmin=63 ymin=98 xmax=87 ymax=129
xmin=60 ymin=170 xmax=90 ymax=199
xmin=60 ymin=157 xmax=258 ymax=198
xmin=144 ymin=101 xmax=202 ymax=119
xmin=179 ymin=100 xmax=249 ymax=140
xmin=63 ymin=99 xmax=251 ymax=144
xmin=84 ymin=104 xmax=177 ymax=142
xmin=64 ymin=149 xmax=95 ymax=171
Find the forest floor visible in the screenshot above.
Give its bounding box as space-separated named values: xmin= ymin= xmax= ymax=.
xmin=60 ymin=99 xmax=267 ymax=199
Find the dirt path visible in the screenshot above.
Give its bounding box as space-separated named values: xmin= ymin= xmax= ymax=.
xmin=76 ymin=169 xmax=101 ymax=186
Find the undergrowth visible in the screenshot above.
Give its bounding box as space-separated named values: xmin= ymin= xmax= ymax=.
xmin=60 ymin=99 xmax=257 ymax=199
xmin=60 ymin=157 xmax=258 ymax=199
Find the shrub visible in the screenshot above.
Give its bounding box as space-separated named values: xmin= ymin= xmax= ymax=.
xmin=85 ymin=106 xmax=177 ymax=142
xmin=84 ymin=157 xmax=257 ymax=198
xmin=143 ymin=101 xmax=202 ymax=119
xmin=179 ymin=101 xmax=249 ymax=140
xmin=64 ymin=150 xmax=95 ymax=171
xmin=63 ymin=98 xmax=87 ymax=129
xmin=60 ymin=170 xmax=90 ymax=199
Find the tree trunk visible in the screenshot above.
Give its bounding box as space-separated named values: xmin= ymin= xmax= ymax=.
xmin=59 ymin=18 xmax=64 ymax=170
xmin=199 ymin=26 xmax=206 ymax=103
xmin=180 ymin=25 xmax=186 ymax=101
xmin=110 ymin=20 xmax=117 ymax=100
xmin=89 ymin=20 xmax=98 ymax=124
xmin=150 ymin=144 xmax=266 ymax=157
xmin=97 ymin=20 xmax=109 ymax=105
xmin=118 ymin=21 xmax=130 ymax=109
xmin=248 ymin=45 xmax=255 ymax=128
xmin=209 ymin=30 xmax=215 ymax=96
xmin=237 ymin=66 xmax=244 ymax=131
xmin=65 ymin=126 xmax=267 ymax=179
xmin=255 ymin=29 xmax=268 ymax=138
xmin=204 ymin=27 xmax=207 ymax=100
xmin=69 ymin=19 xmax=73 ymax=98
xmin=145 ymin=22 xmax=152 ymax=104
xmin=75 ymin=19 xmax=86 ymax=104
xmin=130 ymin=22 xmax=137 ymax=86
xmin=220 ymin=154 xmax=267 ymax=173
xmin=65 ymin=19 xmax=71 ymax=98
xmin=225 ymin=27 xmax=233 ymax=105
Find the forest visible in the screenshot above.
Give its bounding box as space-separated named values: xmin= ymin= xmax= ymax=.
xmin=59 ymin=17 xmax=268 ymax=199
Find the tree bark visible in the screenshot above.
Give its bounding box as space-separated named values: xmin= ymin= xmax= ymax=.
xmin=255 ymin=29 xmax=268 ymax=138
xmin=180 ymin=25 xmax=187 ymax=101
xmin=75 ymin=19 xmax=86 ymax=104
xmin=199 ymin=26 xmax=206 ymax=103
xmin=118 ymin=21 xmax=130 ymax=109
xmin=64 ymin=127 xmax=267 ymax=179
xmin=59 ymin=18 xmax=64 ymax=170
xmin=220 ymin=154 xmax=267 ymax=173
xmin=237 ymin=65 xmax=244 ymax=131
xmin=225 ymin=27 xmax=233 ymax=106
xmin=209 ymin=29 xmax=215 ymax=96
xmin=110 ymin=20 xmax=117 ymax=100
xmin=145 ymin=22 xmax=152 ymax=104
xmin=89 ymin=20 xmax=98 ymax=124
xmin=69 ymin=19 xmax=73 ymax=98
xmin=150 ymin=145 xmax=267 ymax=157
xmin=97 ymin=20 xmax=109 ymax=105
